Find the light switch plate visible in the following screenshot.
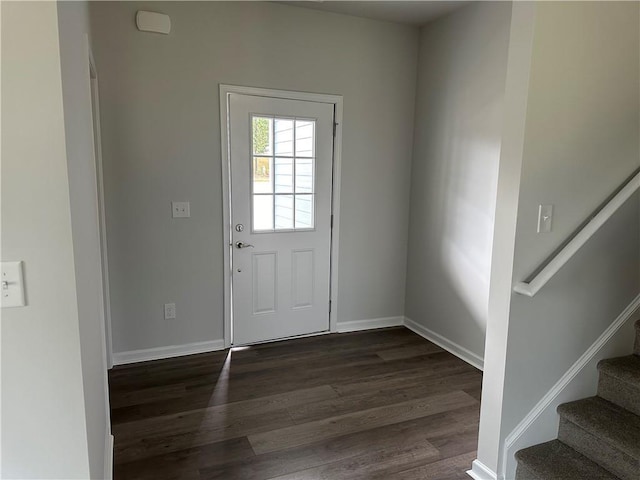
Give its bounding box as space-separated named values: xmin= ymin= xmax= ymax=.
xmin=537 ymin=204 xmax=553 ymax=233
xmin=172 ymin=202 xmax=190 ymax=218
xmin=1 ymin=261 xmax=26 ymax=307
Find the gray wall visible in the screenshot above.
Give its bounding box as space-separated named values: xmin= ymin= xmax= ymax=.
xmin=405 ymin=2 xmax=512 ymax=359
xmin=501 ymin=0 xmax=639 ymax=442
xmin=89 ymin=1 xmax=418 ymax=354
xmin=475 ymin=1 xmax=640 ymax=475
xmin=58 ymin=1 xmax=111 ymax=477
xmin=1 ymin=2 xmax=91 ymax=477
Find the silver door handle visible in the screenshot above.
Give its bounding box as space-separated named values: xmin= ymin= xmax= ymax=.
xmin=235 ymin=241 xmax=254 ymax=249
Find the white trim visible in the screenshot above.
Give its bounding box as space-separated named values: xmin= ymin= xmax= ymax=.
xmin=467 ymin=460 xmax=497 ymax=480
xmin=112 ymin=339 xmax=225 ymax=366
xmin=404 ymin=316 xmax=484 ymax=371
xmin=514 ymin=171 xmax=640 ymax=297
xmin=219 ymin=84 xmax=343 ymax=347
xmin=87 ymin=41 xmax=113 ymax=369
xmin=104 ymin=433 xmax=114 ymax=480
xmin=220 ymin=86 xmax=233 ymax=348
xmin=86 ymin=42 xmax=116 ymax=480
xmin=336 ymin=316 xmax=404 ymax=333
xmin=501 ymin=292 xmax=640 ymax=478
xmin=220 ymin=84 xmax=343 ymax=105
xmin=329 ymin=99 xmax=343 ymax=334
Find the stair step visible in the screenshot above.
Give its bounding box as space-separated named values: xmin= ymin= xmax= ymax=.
xmin=598 ymin=355 xmax=640 ymax=416
xmin=557 ymin=396 xmax=640 ymax=480
xmin=635 ymin=319 xmax=640 ymax=355
xmin=515 ymin=440 xmax=619 ymax=480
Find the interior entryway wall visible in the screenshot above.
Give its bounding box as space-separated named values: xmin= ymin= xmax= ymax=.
xmin=89 ymin=1 xmax=419 ymax=362
xmin=89 ymin=0 xmax=515 ymax=365
xmin=404 ymin=1 xmax=512 ymax=364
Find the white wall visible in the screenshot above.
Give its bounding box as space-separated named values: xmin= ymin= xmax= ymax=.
xmin=502 ymin=0 xmax=640 ymax=454
xmin=474 ymin=3 xmax=537 ymax=476
xmin=1 ymin=2 xmax=110 ymax=477
xmin=88 ymin=1 xmax=418 ymax=355
xmin=476 ymin=2 xmax=640 ymax=477
xmin=57 ymin=1 xmax=111 ymax=478
xmin=405 ymin=2 xmax=512 ymax=361
xmin=1 ymin=2 xmax=91 ymax=478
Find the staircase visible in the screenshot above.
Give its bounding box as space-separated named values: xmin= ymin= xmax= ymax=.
xmin=514 ymin=319 xmax=640 ymax=480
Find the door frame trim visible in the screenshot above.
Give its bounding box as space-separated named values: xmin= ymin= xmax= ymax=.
xmin=219 ymin=84 xmax=343 ymax=348
xmin=88 ymin=40 xmax=114 ymax=370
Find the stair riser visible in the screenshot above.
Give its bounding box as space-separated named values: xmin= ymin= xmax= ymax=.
xmin=598 ymin=372 xmax=640 ymax=416
xmin=635 ymin=321 xmax=640 ymax=355
xmin=515 ymin=464 xmax=538 ymax=480
xmin=558 ymin=417 xmax=639 ymax=480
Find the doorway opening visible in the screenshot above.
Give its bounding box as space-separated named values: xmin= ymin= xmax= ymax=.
xmin=219 ymin=85 xmax=343 ymax=347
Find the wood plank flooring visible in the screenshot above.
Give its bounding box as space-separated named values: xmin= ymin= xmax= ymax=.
xmin=109 ymin=327 xmax=482 ymax=479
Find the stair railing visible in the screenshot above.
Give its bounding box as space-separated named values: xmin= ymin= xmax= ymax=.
xmin=513 ymin=170 xmax=640 ymax=297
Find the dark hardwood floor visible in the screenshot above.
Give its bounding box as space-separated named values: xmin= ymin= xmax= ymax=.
xmin=109 ymin=327 xmax=482 ymax=479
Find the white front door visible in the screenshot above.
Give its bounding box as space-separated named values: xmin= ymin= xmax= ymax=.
xmin=228 ymin=93 xmax=334 ymax=345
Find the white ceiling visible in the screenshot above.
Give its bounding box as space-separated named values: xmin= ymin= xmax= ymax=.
xmin=280 ymin=1 xmax=471 ymax=27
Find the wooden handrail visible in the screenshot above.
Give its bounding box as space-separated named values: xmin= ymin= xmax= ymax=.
xmin=514 ymin=171 xmax=640 ymax=297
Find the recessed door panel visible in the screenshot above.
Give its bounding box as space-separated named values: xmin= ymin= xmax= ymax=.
xmin=292 ymin=249 xmax=314 ymax=309
xmin=252 ymin=252 xmax=277 ymax=315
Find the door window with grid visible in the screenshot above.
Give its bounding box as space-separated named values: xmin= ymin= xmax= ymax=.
xmin=251 ymin=116 xmax=316 ymax=232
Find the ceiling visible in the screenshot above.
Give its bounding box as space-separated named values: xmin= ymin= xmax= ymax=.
xmin=280 ymin=1 xmax=470 ymax=27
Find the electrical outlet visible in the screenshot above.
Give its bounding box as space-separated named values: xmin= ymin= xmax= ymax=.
xmin=164 ymin=303 xmax=176 ymax=319
xmin=172 ymin=202 xmax=190 ymax=218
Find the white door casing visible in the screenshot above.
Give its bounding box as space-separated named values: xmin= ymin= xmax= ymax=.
xmin=88 ymin=45 xmax=113 ymax=369
xmin=228 ymin=92 xmax=335 ymax=345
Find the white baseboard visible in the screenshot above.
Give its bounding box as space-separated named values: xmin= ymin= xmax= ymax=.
xmin=112 ymin=339 xmax=225 ymax=365
xmin=404 ymin=316 xmax=484 ymax=371
xmin=104 ymin=433 xmax=114 ymax=479
xmin=110 ymin=315 xmax=484 ymax=369
xmin=501 ymin=292 xmax=640 ymax=479
xmin=467 ymin=459 xmax=497 ymax=480
xmin=337 ymin=316 xmax=404 ymax=333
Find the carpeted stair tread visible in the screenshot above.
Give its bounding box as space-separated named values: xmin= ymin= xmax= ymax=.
xmin=598 ymin=355 xmax=640 ymax=385
xmin=557 ymin=396 xmax=640 ymax=459
xmin=515 ymin=440 xmax=619 ymax=480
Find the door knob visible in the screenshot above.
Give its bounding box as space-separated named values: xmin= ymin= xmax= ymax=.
xmin=235 ymin=241 xmax=254 ymax=249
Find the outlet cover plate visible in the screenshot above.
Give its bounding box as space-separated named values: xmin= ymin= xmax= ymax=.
xmin=164 ymin=303 xmax=176 ymax=319
xmin=172 ymin=202 xmax=190 ymax=218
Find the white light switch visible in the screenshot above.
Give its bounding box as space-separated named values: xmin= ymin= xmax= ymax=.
xmin=537 ymin=204 xmax=553 ymax=233
xmin=172 ymin=202 xmax=190 ymax=218
xmin=1 ymin=261 xmax=26 ymax=307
